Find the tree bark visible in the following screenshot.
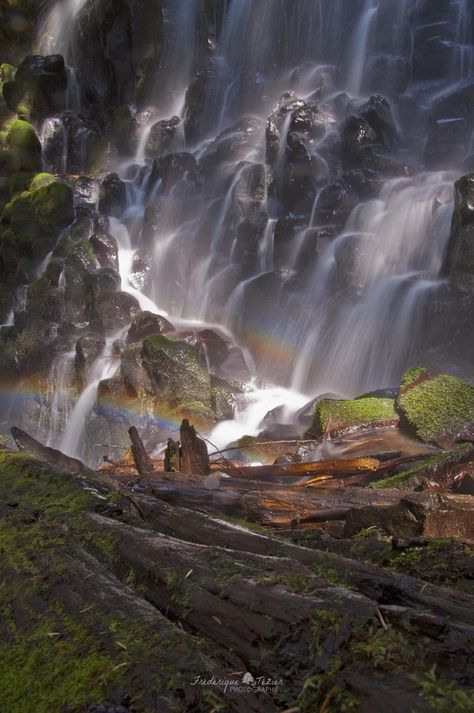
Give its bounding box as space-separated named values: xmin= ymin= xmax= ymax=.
xmin=129 ymin=426 xmax=154 ymax=475
xmin=179 ymin=419 xmax=210 ymax=474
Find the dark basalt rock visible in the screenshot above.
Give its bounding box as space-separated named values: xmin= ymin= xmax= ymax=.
xmin=42 ymin=112 xmax=101 ymax=175
xmin=3 ymin=54 xmax=67 ymax=120
xmin=289 ymin=102 xmax=329 ymax=141
xmin=127 ymin=248 xmax=151 ymax=292
xmin=425 ymin=84 xmax=474 ymax=169
xmin=98 ymin=173 xmax=127 ymax=217
xmin=196 ymin=329 xmax=230 ymax=373
xmin=200 ymin=117 xmax=263 ymax=178
xmin=90 ymin=230 xmax=119 ymax=272
xmin=150 ymin=152 xmax=199 ymax=192
xmin=184 ymin=64 xmax=219 ymax=144
xmin=444 ymin=172 xmax=474 ymax=295
xmin=126 ymin=310 xmax=175 ymax=344
xmin=145 ymin=115 xmax=180 ymax=160
xmin=90 ymin=290 xmax=141 ymax=333
xmin=266 ymin=91 xmax=305 ymax=165
xmin=359 ymin=95 xmax=398 ymax=149
xmin=75 ymin=334 xmax=106 ymax=389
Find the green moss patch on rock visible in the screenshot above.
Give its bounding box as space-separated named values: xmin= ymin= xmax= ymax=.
xmin=142 ymin=334 xmax=213 ymax=414
xmin=0 ymin=177 xmax=74 ymax=283
xmin=1 ymin=118 xmax=41 ymax=173
xmin=397 ymin=367 xmax=474 ymax=446
xmin=307 ymin=396 xmax=398 ymax=438
xmin=0 ymin=449 xmax=225 ymax=712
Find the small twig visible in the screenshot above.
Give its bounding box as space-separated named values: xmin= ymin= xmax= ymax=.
xmin=196 ymin=431 xmax=239 ymax=473
xmin=319 ymin=686 xmax=338 ymax=713
xmin=376 ymin=607 xmax=388 ymax=630
xmin=111 ymin=662 xmax=129 ymax=672
xmin=79 ymin=604 xmax=97 ymax=614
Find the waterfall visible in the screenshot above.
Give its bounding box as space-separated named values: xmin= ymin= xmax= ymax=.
xmin=14 ymin=0 xmax=474 ymax=456
xmin=59 ymin=332 xmax=124 ymax=460
xmin=290 ymin=173 xmax=455 ymax=396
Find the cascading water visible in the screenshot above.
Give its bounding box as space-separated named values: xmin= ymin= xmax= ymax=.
xmin=59 ymin=331 xmax=125 ymax=461
xmin=12 ymin=0 xmax=473 ymax=462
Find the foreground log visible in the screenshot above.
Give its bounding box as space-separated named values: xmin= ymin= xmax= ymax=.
xmin=129 ymin=426 xmax=154 ymax=475
xmin=2 ymin=446 xmax=474 ymax=712
xmin=10 ymin=426 xmax=97 ymax=478
xmin=180 ymin=419 xmax=209 ymax=474
xmin=345 ymin=491 xmax=474 ymax=542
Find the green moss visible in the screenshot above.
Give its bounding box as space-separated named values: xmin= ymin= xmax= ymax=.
xmin=370 ymin=443 xmax=473 ymax=489
xmin=8 ymin=171 xmax=31 ymax=196
xmin=307 ymin=397 xmax=398 ymax=437
xmin=0 ymin=449 xmax=220 ymax=712
xmin=5 ymin=119 xmax=41 ymax=172
xmin=29 ymin=172 xmax=56 ymax=191
xmin=0 ymin=177 xmax=74 ymax=277
xmin=397 ymin=367 xmax=474 ymax=444
xmin=30 ymin=180 xmax=74 ymax=232
xmin=415 ymin=667 xmax=474 ymax=713
xmin=0 ymin=63 xmax=16 ymax=92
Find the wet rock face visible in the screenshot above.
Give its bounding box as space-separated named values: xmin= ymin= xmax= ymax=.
xmin=73 ymin=0 xmax=134 ymax=109
xmin=126 ymin=311 xmax=175 ymax=344
xmin=90 ymin=230 xmax=119 ymax=271
xmin=98 ymin=173 xmax=127 ymax=217
xmin=425 ymin=85 xmax=474 ymax=169
xmin=42 ymin=112 xmax=101 ymax=175
xmin=3 ymin=54 xmax=67 ymax=120
xmin=75 ymin=334 xmax=105 ymax=389
xmin=444 ymin=172 xmax=474 ymax=295
xmin=145 ymin=116 xmax=180 ymax=160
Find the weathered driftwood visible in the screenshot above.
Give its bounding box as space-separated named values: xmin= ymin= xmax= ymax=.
xmin=129 ymin=426 xmax=154 ymax=475
xmin=180 ymin=419 xmax=210 ymax=474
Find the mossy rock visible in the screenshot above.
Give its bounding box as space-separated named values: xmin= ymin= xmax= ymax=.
xmin=307 ymin=396 xmax=398 ymax=438
xmin=4 ymin=119 xmax=41 ymax=172
xmin=29 ymin=172 xmax=56 ymax=191
xmin=397 ymin=367 xmax=474 ymax=446
xmin=0 ymin=178 xmax=74 ymax=281
xmin=0 ymin=62 xmax=15 ymax=90
xmin=141 ymin=334 xmax=213 ymax=416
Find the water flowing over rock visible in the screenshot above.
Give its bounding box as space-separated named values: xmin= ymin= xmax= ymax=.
xmin=0 ymin=0 xmax=473 ymax=464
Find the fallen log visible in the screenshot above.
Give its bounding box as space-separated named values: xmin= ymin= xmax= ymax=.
xmin=219 ymin=456 xmax=380 ymax=480
xmin=129 ymin=426 xmax=154 ymax=475
xmin=129 ymin=471 xmax=405 ymax=527
xmin=10 ymin=426 xmax=97 ymax=478
xmin=3 ymin=446 xmax=474 ymax=711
